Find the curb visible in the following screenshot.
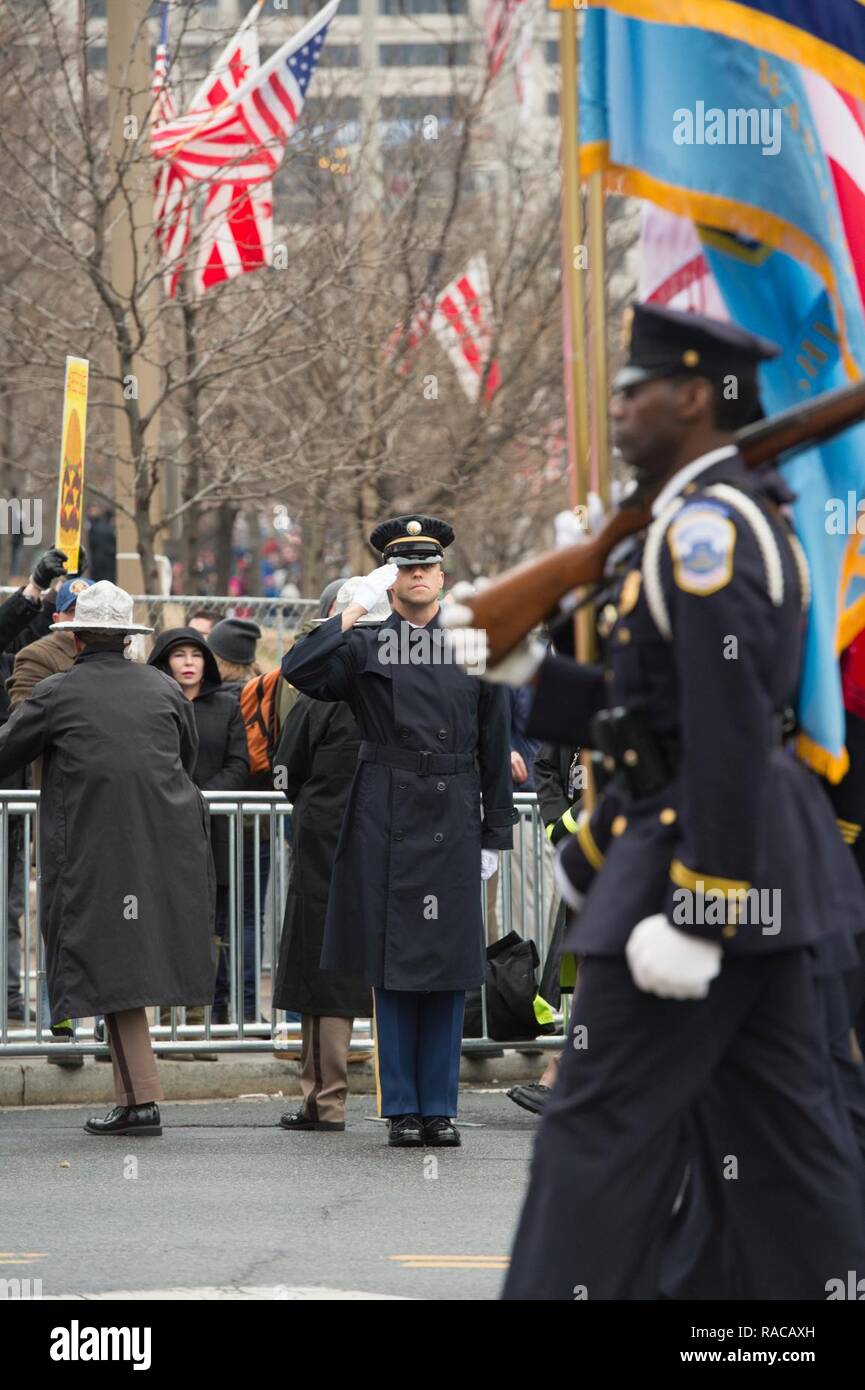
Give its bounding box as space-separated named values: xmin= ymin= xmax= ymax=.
xmin=0 ymin=1051 xmax=548 ymax=1108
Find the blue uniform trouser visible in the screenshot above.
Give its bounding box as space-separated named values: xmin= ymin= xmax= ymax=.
xmin=373 ymin=988 xmax=464 ymax=1117
xmin=504 ymin=952 xmax=865 ymax=1301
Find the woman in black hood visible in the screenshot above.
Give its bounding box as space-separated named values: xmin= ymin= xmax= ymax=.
xmin=148 ymin=629 xmax=249 ymax=1040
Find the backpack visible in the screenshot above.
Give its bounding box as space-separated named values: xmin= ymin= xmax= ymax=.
xmin=239 ymin=668 xmax=282 ymax=776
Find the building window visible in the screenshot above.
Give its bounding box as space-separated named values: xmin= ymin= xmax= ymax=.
xmin=379 ymin=42 xmax=471 ymax=66
xmin=379 ymin=0 xmax=468 ymax=13
xmin=321 ymin=44 xmax=359 ymax=67
xmin=380 ymin=95 xmax=458 ymax=120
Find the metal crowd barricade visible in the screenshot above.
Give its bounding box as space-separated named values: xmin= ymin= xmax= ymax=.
xmin=0 ymin=789 xmax=566 ymax=1059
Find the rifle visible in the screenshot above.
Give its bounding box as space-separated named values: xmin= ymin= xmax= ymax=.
xmin=466 ymin=377 xmax=865 ymax=666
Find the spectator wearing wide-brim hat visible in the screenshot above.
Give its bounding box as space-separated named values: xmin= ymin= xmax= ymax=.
xmin=0 ymin=581 xmax=216 ymax=1136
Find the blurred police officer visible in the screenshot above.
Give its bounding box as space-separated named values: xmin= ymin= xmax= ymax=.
xmin=281 ymin=517 xmax=514 ymax=1147
xmin=484 ymin=305 xmax=865 ymax=1298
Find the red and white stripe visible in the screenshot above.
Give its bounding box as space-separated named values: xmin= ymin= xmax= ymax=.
xmin=431 ymin=254 xmax=501 ymax=403
xmin=152 ymin=31 xmax=192 ymax=299
xmin=152 ymin=0 xmax=338 ymax=187
xmin=484 ymin=0 xmax=523 ymax=79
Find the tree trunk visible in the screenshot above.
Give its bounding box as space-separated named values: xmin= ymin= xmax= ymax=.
xmin=215 ymin=502 xmax=237 ymax=594
xmin=179 ymin=298 xmax=203 ymax=592
xmin=245 ymin=506 xmax=262 ymax=598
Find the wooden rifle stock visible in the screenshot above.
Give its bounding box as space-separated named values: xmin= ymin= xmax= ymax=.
xmin=468 ymin=376 xmax=865 ymax=666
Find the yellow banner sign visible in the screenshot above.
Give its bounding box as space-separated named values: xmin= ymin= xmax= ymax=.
xmin=55 ymin=356 xmax=89 ymax=574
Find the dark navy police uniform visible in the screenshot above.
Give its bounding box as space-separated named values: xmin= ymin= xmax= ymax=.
xmin=281 ymin=519 xmax=514 ymax=1121
xmin=504 ymin=308 xmax=865 ymax=1300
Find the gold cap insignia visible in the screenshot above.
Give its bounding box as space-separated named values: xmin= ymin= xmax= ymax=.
xmin=682 ymin=348 xmax=700 ymax=367
xmin=406 ymin=520 xmax=422 ymax=534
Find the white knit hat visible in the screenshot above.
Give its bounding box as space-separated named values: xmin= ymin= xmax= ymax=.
xmin=63 ymin=580 xmax=154 ymax=634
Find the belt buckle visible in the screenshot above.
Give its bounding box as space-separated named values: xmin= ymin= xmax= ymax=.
xmin=417 ymin=750 xmax=432 ymax=777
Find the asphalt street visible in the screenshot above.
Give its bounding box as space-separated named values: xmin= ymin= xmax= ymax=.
xmin=1 ymin=1090 xmax=536 ymax=1300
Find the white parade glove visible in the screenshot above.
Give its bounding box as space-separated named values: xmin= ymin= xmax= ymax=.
xmin=441 ymin=604 xmax=545 ymax=684
xmin=626 ymin=913 xmax=722 ymax=1000
xmin=351 ymin=562 xmax=398 ymax=614
xmin=481 ymin=849 xmax=499 ymax=881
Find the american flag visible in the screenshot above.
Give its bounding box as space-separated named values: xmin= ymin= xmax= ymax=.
xmin=190 ymin=5 xmax=273 ymax=295
xmin=385 ymin=256 xmax=500 ymax=403
xmin=483 ymin=0 xmax=523 ymax=79
xmin=152 ymin=0 xmax=339 ymax=188
xmin=152 ymin=3 xmax=191 ymax=299
xmin=431 ymin=256 xmax=501 ymax=404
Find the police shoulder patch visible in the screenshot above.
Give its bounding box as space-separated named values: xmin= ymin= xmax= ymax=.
xmin=666 ymin=501 xmax=736 ymax=596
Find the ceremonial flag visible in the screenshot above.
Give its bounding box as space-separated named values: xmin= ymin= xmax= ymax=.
xmin=383 ymin=297 xmax=434 ymax=377
xmin=564 ymin=1 xmax=865 ymax=104
xmin=582 ymin=9 xmax=865 ymax=778
xmin=152 ymin=2 xmax=191 ymax=298
xmin=151 ymin=0 xmax=339 ymax=186
xmin=55 ymin=357 xmax=89 ymax=576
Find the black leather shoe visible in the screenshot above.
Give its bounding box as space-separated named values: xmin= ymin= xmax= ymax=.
xmin=506 ymin=1083 xmax=551 ymax=1116
xmin=84 ymin=1103 xmax=162 ymax=1137
xmin=387 ymin=1114 xmax=424 ymax=1147
xmin=422 ymin=1116 xmax=461 ymax=1147
xmin=279 ymin=1109 xmax=345 ymax=1132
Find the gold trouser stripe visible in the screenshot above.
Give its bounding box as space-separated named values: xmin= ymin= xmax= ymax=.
xmin=372 ymin=991 xmax=382 ymax=1119
xmin=576 ymin=812 xmax=605 ymax=871
xmin=670 ymin=859 xmax=750 ymax=895
xmin=561 ymin=807 xmax=579 ymax=834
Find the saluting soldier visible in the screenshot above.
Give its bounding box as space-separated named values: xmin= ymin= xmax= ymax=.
xmin=280 ymin=516 xmax=514 ymax=1148
xmin=458 ymin=305 xmax=865 ymax=1298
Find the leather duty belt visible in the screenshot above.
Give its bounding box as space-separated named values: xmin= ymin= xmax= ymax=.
xmin=358 ymin=741 xmax=475 ymax=777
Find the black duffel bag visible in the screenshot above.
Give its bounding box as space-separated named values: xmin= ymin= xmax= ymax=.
xmin=464 ymin=931 xmax=545 ymax=1041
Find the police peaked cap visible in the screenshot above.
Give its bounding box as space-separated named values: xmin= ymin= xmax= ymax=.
xmin=613 ymin=303 xmax=781 ymax=393
xmin=370 ymin=515 xmax=454 ymax=566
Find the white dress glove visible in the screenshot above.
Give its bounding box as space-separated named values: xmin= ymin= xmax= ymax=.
xmin=481 ymin=849 xmax=499 ymax=881
xmin=440 ymin=604 xmax=545 ymax=684
xmin=625 ymin=913 xmax=722 ymax=1000
xmin=351 ymin=562 xmax=398 ymax=614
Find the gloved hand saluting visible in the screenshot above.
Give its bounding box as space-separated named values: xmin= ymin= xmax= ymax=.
xmin=625 ymin=914 xmax=722 ymax=1000
xmin=351 ymin=562 xmax=398 ymax=614
xmin=31 ymin=547 xmax=69 ymax=590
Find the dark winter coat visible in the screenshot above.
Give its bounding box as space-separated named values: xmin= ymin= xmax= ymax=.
xmin=272 ymin=692 xmax=372 ymax=1017
xmin=0 ymin=648 xmax=216 ymax=1019
xmin=148 ymin=629 xmax=248 ymax=885
xmin=281 ymin=609 xmax=515 ymax=991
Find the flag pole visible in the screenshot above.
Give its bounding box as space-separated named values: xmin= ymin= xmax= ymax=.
xmin=587 ymin=169 xmax=609 ymax=507
xmin=558 ymin=5 xmax=590 ymax=519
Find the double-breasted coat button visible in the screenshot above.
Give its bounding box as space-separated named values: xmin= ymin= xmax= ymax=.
xmin=437 ymin=729 xmax=447 ymax=740
xmin=394 ymin=832 xmax=404 ymax=841
xmin=398 ymin=782 xmax=407 ymax=790
xmin=436 ymin=781 xmax=446 ymax=791
xmin=434 ymin=833 xmax=444 ymax=842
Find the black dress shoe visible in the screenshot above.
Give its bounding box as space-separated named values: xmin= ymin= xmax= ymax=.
xmin=279 ymin=1109 xmax=345 ymax=1132
xmin=422 ymin=1116 xmax=461 ymax=1147
xmin=387 ymin=1114 xmax=424 ymax=1147
xmin=506 ymin=1083 xmax=551 ymax=1117
xmin=84 ymin=1103 xmax=162 ymax=1137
